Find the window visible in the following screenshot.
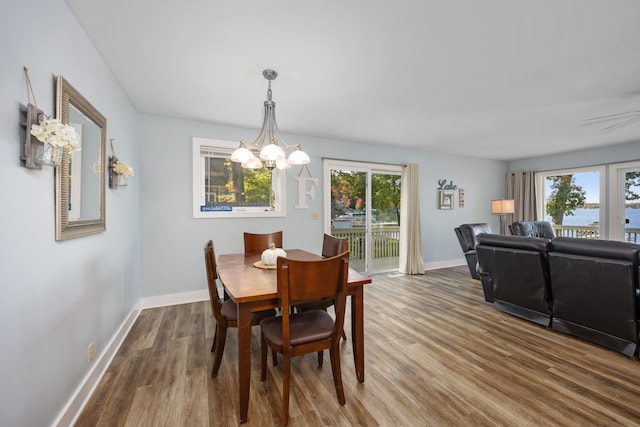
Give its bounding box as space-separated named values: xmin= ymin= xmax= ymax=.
xmin=536 ymin=166 xmax=605 ymax=239
xmin=192 ymin=138 xmax=285 ymax=218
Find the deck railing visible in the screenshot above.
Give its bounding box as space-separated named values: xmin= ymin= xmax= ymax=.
xmin=553 ymin=225 xmax=640 ymax=243
xmin=331 ymin=225 xmax=400 ymax=259
xmin=330 ymin=225 xmax=640 ymax=262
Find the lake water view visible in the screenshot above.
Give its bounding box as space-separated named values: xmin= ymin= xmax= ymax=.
xmin=546 ymin=208 xmax=640 ymax=228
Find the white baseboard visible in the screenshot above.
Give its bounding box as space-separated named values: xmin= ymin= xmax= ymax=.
xmin=140 ymin=289 xmax=209 ymax=309
xmin=425 ymin=258 xmax=466 ymax=271
xmin=53 ymin=305 xmax=141 ymax=427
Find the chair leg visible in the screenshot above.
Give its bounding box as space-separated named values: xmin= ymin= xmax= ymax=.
xmin=282 ymin=353 xmax=291 ymax=425
xmin=261 ymin=333 xmax=268 ymax=381
xmin=272 ymin=348 xmax=278 ymax=366
xmin=334 ymin=306 xmax=347 ymax=341
xmin=329 ymin=342 xmax=346 ymax=405
xmin=211 ymin=327 xmax=218 ymax=352
xmin=211 ymin=324 xmax=227 ymax=378
xmin=317 ymin=350 xmax=323 ymax=367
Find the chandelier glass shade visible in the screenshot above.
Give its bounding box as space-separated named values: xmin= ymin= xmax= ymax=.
xmin=230 ymin=69 xmax=310 ymax=171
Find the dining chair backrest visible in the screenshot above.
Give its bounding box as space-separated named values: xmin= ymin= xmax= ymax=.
xmin=243 ymin=231 xmax=283 ymax=254
xmin=276 ymin=251 xmax=350 ymax=342
xmin=321 ymin=233 xmax=348 ymax=258
xmin=204 ymin=240 xmax=224 ymax=323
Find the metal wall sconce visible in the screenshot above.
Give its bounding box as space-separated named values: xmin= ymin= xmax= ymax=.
xmin=20 ymin=103 xmax=45 ymax=170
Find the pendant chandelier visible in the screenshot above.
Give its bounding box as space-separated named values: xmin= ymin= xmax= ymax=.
xmin=230 ymin=69 xmax=310 ymax=170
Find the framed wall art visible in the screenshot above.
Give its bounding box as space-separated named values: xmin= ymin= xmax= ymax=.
xmin=438 ymin=191 xmax=454 ymax=210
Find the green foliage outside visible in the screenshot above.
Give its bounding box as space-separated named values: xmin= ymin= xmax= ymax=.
xmin=243 ymin=168 xmax=272 ymax=203
xmin=371 ymin=174 xmax=401 ymax=224
xmin=626 ymin=171 xmax=640 ymax=201
xmin=210 ymin=158 xmax=272 ymax=205
xmin=545 ymin=175 xmax=586 ymax=225
xmin=330 ymin=170 xmax=401 ymax=225
xmin=331 ymin=170 xmax=366 ymax=216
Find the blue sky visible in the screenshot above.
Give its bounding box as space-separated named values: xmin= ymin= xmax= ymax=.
xmin=545 ymin=171 xmax=640 ymax=204
xmin=574 ymin=173 xmax=600 ymax=203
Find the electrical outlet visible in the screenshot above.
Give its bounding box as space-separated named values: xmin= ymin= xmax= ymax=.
xmin=88 ymin=343 xmax=94 ymax=363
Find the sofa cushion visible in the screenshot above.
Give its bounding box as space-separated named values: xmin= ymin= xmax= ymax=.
xmin=476 ymin=233 xmax=551 ymax=252
xmin=510 ymin=221 xmax=556 ymax=238
xmin=550 ymin=237 xmax=640 ymax=264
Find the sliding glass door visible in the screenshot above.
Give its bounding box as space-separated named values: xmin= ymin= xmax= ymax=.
xmin=324 ymin=160 xmax=402 ymax=273
xmin=609 ymin=161 xmax=640 ymax=243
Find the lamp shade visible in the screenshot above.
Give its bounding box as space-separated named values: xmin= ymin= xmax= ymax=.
xmin=491 ymin=199 xmax=515 ymax=214
xmin=260 ymin=143 xmax=286 ymax=161
xmin=288 ymin=146 xmax=310 ymax=165
xmin=230 ymin=144 xmax=254 ymax=163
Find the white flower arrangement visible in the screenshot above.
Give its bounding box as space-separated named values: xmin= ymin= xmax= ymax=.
xmin=30 ymin=118 xmax=80 ymax=151
xmin=113 ymin=160 xmax=134 ymax=177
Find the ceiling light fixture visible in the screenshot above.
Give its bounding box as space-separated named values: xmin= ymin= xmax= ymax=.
xmin=231 ymin=69 xmax=310 ymax=171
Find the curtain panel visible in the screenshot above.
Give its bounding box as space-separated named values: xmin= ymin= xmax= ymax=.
xmin=505 ymin=171 xmax=538 ymax=226
xmin=399 ymin=164 xmax=425 ymax=274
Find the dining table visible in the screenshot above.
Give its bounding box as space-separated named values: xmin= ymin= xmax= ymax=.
xmin=216 ymin=249 xmax=372 ymax=424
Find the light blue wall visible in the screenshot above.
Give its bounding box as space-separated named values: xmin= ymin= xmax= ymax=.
xmin=139 ymin=115 xmax=508 ymax=298
xmin=0 ymin=0 xmax=141 ymax=425
xmin=509 ymin=139 xmax=640 ymax=172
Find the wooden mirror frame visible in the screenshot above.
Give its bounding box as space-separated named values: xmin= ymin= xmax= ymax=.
xmin=55 ymin=76 xmax=106 ymax=240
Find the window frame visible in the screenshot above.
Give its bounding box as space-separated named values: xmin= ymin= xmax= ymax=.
xmin=535 ymin=165 xmax=605 ymax=236
xmin=192 ymin=137 xmax=286 ymax=219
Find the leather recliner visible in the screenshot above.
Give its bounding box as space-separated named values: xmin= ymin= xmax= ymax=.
xmin=454 ymin=223 xmax=492 ymax=282
xmin=548 ymin=237 xmax=640 ymax=357
xmin=509 ymin=221 xmax=556 ymax=238
xmin=476 ymin=233 xmax=552 ymax=325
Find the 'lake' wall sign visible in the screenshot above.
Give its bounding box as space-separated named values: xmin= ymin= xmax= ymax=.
xmin=437 ymin=179 xmax=458 ymax=191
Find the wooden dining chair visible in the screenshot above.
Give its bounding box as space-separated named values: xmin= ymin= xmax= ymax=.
xmin=259 ymin=251 xmax=350 ymax=425
xmin=294 ymin=234 xmax=348 ymax=355
xmin=243 ymin=231 xmax=283 ymax=254
xmin=321 ymin=233 xmax=349 ymax=259
xmin=204 ymin=240 xmax=276 ymax=378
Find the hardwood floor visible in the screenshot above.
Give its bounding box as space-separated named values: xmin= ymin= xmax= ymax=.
xmin=76 ymin=266 xmax=640 ymax=426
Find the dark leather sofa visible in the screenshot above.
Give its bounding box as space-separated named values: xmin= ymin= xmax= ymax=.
xmin=509 ymin=221 xmax=556 ymax=238
xmin=476 ymin=233 xmax=640 ymax=356
xmin=549 ymin=237 xmax=640 ymax=357
xmin=476 ymin=233 xmax=552 ymax=326
xmin=454 ymin=223 xmax=492 ymax=282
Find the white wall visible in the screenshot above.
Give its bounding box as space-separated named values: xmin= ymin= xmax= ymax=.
xmin=0 ymin=1 xmax=141 ymax=426
xmin=139 ymin=114 xmax=508 ymax=298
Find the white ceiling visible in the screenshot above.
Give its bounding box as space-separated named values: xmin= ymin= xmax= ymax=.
xmin=65 ymin=0 xmax=640 ymax=161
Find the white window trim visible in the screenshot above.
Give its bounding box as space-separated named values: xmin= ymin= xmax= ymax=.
xmin=609 ymin=160 xmax=640 ymax=241
xmin=192 ymin=137 xmax=286 ymax=218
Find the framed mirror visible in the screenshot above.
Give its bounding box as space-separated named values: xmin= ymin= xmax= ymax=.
xmin=55 ymin=76 xmax=106 ymax=240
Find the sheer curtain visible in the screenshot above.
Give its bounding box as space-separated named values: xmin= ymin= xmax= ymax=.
xmin=505 ymin=171 xmax=538 ymax=226
xmin=399 ymin=164 xmax=425 ymax=274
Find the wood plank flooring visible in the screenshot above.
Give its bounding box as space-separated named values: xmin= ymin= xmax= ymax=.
xmin=75 ymin=266 xmax=640 ymax=426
